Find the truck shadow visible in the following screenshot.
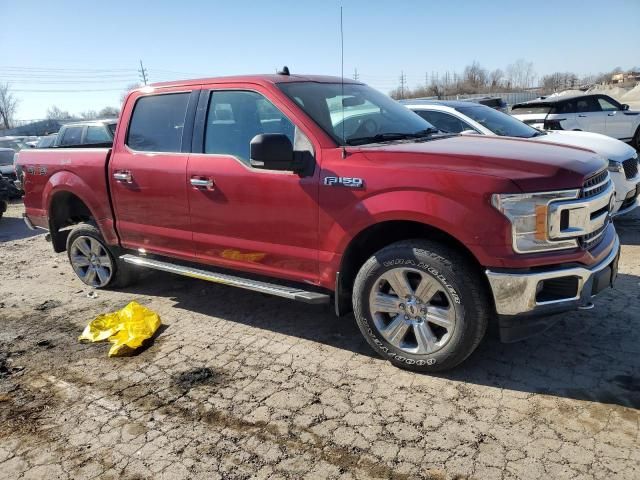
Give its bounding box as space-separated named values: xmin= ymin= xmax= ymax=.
xmin=0 ymin=201 xmax=43 ymax=242
xmin=614 ymin=207 xmax=640 ymax=246
xmin=125 ymin=268 xmax=640 ymax=410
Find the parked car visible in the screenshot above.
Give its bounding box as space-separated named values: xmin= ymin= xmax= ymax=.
xmin=511 ymin=94 xmax=640 ymax=148
xmin=0 ymin=148 xmax=22 ymax=198
xmin=403 ymin=100 xmax=640 ymax=216
xmin=460 ymin=96 xmax=508 ymax=113
xmin=36 ymin=133 xmax=58 ymax=148
xmin=0 ymin=175 xmax=9 ymax=220
xmin=54 ymin=119 xmax=117 ymax=147
xmin=0 ymin=136 xmax=28 ymax=151
xmin=17 ymin=74 xmax=620 ymax=372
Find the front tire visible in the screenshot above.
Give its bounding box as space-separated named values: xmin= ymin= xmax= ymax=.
xmin=66 ymin=222 xmax=135 ymax=289
xmin=352 ymin=240 xmax=490 ymax=372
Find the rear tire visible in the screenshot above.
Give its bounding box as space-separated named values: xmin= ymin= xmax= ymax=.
xmin=633 ymin=126 xmax=640 ymax=151
xmin=66 ymin=222 xmax=136 ymax=289
xmin=352 ymin=240 xmax=490 ymax=372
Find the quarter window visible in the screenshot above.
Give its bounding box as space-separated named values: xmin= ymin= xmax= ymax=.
xmin=597 ymin=97 xmax=619 ymax=111
xmin=126 ymin=93 xmax=190 ymax=152
xmin=60 ymin=126 xmax=83 ymax=146
xmin=204 ymin=91 xmax=296 ymax=164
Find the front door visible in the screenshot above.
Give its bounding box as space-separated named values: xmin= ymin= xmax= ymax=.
xmin=110 ymin=89 xmax=198 ymax=260
xmin=575 ymin=96 xmax=607 ymax=135
xmin=597 ymin=96 xmax=633 ymax=140
xmin=187 ymin=88 xmax=319 ymax=283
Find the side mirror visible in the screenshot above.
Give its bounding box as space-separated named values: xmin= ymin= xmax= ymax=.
xmin=250 ymin=134 xmax=296 ymax=171
xmin=622 ymin=104 xmax=630 ymax=111
xmin=460 ymin=129 xmax=479 ymax=135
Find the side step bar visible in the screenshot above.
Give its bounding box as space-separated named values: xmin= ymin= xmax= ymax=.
xmin=120 ymin=254 xmax=330 ymax=305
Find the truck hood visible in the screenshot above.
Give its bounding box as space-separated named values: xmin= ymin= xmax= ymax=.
xmin=357 ymin=134 xmax=606 ymax=192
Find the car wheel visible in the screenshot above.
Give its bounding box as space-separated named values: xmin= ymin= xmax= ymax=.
xmin=352 ymin=239 xmax=490 ymax=372
xmin=66 ymin=222 xmax=135 ymax=289
xmin=633 ymin=126 xmax=640 ymax=151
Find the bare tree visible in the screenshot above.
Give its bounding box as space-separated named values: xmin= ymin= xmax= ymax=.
xmin=120 ymin=83 xmax=141 ymax=105
xmin=46 ymin=106 xmax=72 ymax=120
xmin=79 ymin=110 xmax=98 ymax=120
xmin=0 ymin=83 xmax=19 ymax=130
xmin=489 ymin=69 xmax=504 ymax=88
xmin=506 ymin=59 xmax=536 ymax=89
xmin=462 ymin=61 xmax=488 ymax=90
xmin=98 ymin=106 xmax=120 ymax=118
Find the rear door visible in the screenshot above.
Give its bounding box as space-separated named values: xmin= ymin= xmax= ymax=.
xmin=575 ymin=96 xmax=607 ymax=134
xmin=186 ymin=86 xmax=320 ymax=283
xmin=597 ymin=96 xmax=633 ymax=140
xmin=109 ymin=88 xmax=199 ymax=260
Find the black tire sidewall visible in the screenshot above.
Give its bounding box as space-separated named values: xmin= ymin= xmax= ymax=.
xmin=353 ymin=243 xmax=483 ymax=371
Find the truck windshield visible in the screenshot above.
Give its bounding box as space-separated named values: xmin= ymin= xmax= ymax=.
xmin=278 ymin=82 xmax=437 ymax=146
xmin=457 ymin=105 xmax=543 ymax=138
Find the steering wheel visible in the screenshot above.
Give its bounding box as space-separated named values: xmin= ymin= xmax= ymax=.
xmin=353 ymin=118 xmax=379 ymax=137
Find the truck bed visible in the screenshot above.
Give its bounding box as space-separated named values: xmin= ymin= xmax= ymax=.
xmin=17 ymin=147 xmax=113 ymax=231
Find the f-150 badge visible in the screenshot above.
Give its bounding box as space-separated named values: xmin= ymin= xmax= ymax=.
xmin=323 ymin=176 xmax=364 ymax=188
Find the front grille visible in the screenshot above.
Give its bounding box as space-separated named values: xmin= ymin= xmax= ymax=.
xmin=579 ymin=221 xmax=608 ymax=250
xmin=581 ymin=169 xmax=610 ymax=198
xmin=622 ymin=157 xmax=639 ymax=180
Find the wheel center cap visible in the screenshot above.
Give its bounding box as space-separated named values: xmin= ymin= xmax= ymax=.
xmin=406 ymin=298 xmax=419 ymax=317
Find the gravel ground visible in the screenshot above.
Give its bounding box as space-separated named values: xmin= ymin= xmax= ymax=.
xmin=0 ymin=200 xmax=638 ymax=480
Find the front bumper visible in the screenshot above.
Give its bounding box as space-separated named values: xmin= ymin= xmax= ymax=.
xmin=486 ymin=235 xmax=620 ymax=342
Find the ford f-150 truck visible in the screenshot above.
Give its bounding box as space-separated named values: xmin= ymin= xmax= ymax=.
xmin=17 ymin=73 xmax=621 ymax=372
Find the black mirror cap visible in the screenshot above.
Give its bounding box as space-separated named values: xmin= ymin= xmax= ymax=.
xmin=250 ymin=134 xmax=294 ymax=171
xmin=622 ymin=104 xmax=630 ymax=111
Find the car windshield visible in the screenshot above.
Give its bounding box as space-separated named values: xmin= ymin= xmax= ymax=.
xmin=277 ymin=82 xmax=438 ymax=146
xmin=107 ymin=123 xmax=117 ymax=136
xmin=457 ymin=105 xmax=542 ymax=138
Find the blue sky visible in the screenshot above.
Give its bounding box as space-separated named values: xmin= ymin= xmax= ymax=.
xmin=2 ymin=0 xmax=639 ymax=120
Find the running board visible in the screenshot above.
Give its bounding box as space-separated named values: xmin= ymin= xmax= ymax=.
xmin=120 ymin=254 xmax=330 ymax=304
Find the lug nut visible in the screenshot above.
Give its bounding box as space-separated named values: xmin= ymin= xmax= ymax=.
xmin=399 ymin=303 xmax=405 ymax=310
xmin=404 ymin=315 xmax=409 ymax=320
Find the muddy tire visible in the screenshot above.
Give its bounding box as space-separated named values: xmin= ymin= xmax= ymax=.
xmin=352 ymin=240 xmax=490 ymax=372
xmin=66 ymin=222 xmax=136 ymax=289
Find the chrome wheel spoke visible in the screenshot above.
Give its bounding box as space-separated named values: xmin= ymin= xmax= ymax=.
xmin=97 ymin=255 xmax=111 ymax=267
xmin=415 ymin=275 xmax=439 ymax=303
xmin=414 ymin=322 xmax=438 ymax=354
xmin=425 ymin=306 xmax=454 ymax=329
xmin=84 ymin=268 xmax=97 ymax=286
xmin=90 ymin=238 xmax=102 ymax=255
xmin=372 ymin=293 xmax=404 ymax=314
xmin=95 ymin=266 xmax=110 ymax=285
xmin=71 ymin=255 xmax=90 ymax=267
xmin=75 ymin=238 xmax=91 ymax=256
xmin=381 ymin=315 xmax=410 ymax=346
xmin=385 ymin=270 xmax=413 ymax=298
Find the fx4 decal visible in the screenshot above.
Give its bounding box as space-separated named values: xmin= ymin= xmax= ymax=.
xmin=323 ymin=176 xmax=364 ymax=188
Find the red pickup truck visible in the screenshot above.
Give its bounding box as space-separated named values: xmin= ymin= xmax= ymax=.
xmin=17 ymin=73 xmax=620 ymax=371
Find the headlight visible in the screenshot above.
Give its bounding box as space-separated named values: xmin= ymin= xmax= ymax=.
xmin=608 ymin=160 xmax=623 ymax=173
xmin=492 ymin=191 xmax=580 ymax=253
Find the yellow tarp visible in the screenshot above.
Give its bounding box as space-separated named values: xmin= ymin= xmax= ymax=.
xmin=79 ymin=301 xmax=161 ymax=357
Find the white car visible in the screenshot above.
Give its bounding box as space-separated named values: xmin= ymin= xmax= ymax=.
xmin=510 ymin=94 xmax=640 ymax=149
xmin=403 ymin=100 xmax=640 ymax=216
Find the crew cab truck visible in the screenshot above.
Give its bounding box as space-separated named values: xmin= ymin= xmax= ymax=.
xmin=17 ymin=74 xmax=620 ymax=372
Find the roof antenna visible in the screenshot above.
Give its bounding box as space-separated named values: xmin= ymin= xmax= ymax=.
xmin=340 ymin=6 xmax=347 ymax=159
xmin=277 ymin=66 xmax=290 ymax=76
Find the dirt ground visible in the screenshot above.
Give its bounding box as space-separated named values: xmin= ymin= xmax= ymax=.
xmin=0 ymin=200 xmax=638 ymax=480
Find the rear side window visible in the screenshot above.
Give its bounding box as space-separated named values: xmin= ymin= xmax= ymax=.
xmin=414 ymin=110 xmax=471 ymax=134
xmin=85 ymin=126 xmax=111 ymax=144
xmin=127 ymin=93 xmax=190 ymax=152
xmin=59 ymin=126 xmax=84 ymax=146
xmin=511 ymin=104 xmax=552 ymax=115
xmin=553 ymin=101 xmax=575 ymax=114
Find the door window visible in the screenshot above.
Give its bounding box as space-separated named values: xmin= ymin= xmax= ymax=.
xmin=85 ymin=126 xmax=111 ymax=144
xmin=204 ymin=91 xmax=296 ymax=164
xmin=126 ymin=93 xmax=190 ymax=152
xmin=597 ymin=97 xmax=619 ymax=111
xmin=575 ymin=97 xmax=601 ymax=113
xmin=415 ymin=110 xmax=472 ymax=134
xmin=59 ymin=126 xmax=84 ymax=146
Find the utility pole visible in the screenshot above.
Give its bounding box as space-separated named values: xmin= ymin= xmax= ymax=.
xmin=353 ymin=68 xmax=359 ymax=81
xmin=399 ymin=71 xmax=407 ymax=99
xmin=425 ymin=72 xmax=429 ymax=87
xmin=138 ymin=60 xmax=148 ymax=85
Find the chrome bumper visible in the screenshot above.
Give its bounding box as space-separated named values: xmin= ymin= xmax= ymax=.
xmin=486 ymin=235 xmax=620 ymax=317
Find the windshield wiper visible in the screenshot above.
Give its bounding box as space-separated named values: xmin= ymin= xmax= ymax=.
xmin=346 ymin=128 xmax=440 ymax=146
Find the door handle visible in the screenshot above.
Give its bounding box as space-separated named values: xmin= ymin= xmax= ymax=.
xmin=607 ymin=113 xmax=615 ymax=116
xmin=113 ymin=170 xmax=132 ymax=183
xmin=190 ymin=176 xmax=215 ymax=190
xmin=578 ymin=114 xmax=587 ymax=117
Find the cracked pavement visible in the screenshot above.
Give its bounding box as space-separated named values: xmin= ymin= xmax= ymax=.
xmin=0 ymin=201 xmax=639 ymax=479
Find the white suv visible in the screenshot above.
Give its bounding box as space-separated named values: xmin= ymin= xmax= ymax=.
xmin=403 ymin=100 xmax=640 ymax=216
xmin=510 ymin=94 xmax=640 ymax=149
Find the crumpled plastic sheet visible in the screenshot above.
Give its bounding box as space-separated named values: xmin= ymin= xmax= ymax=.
xmin=79 ymin=301 xmax=161 ymax=357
